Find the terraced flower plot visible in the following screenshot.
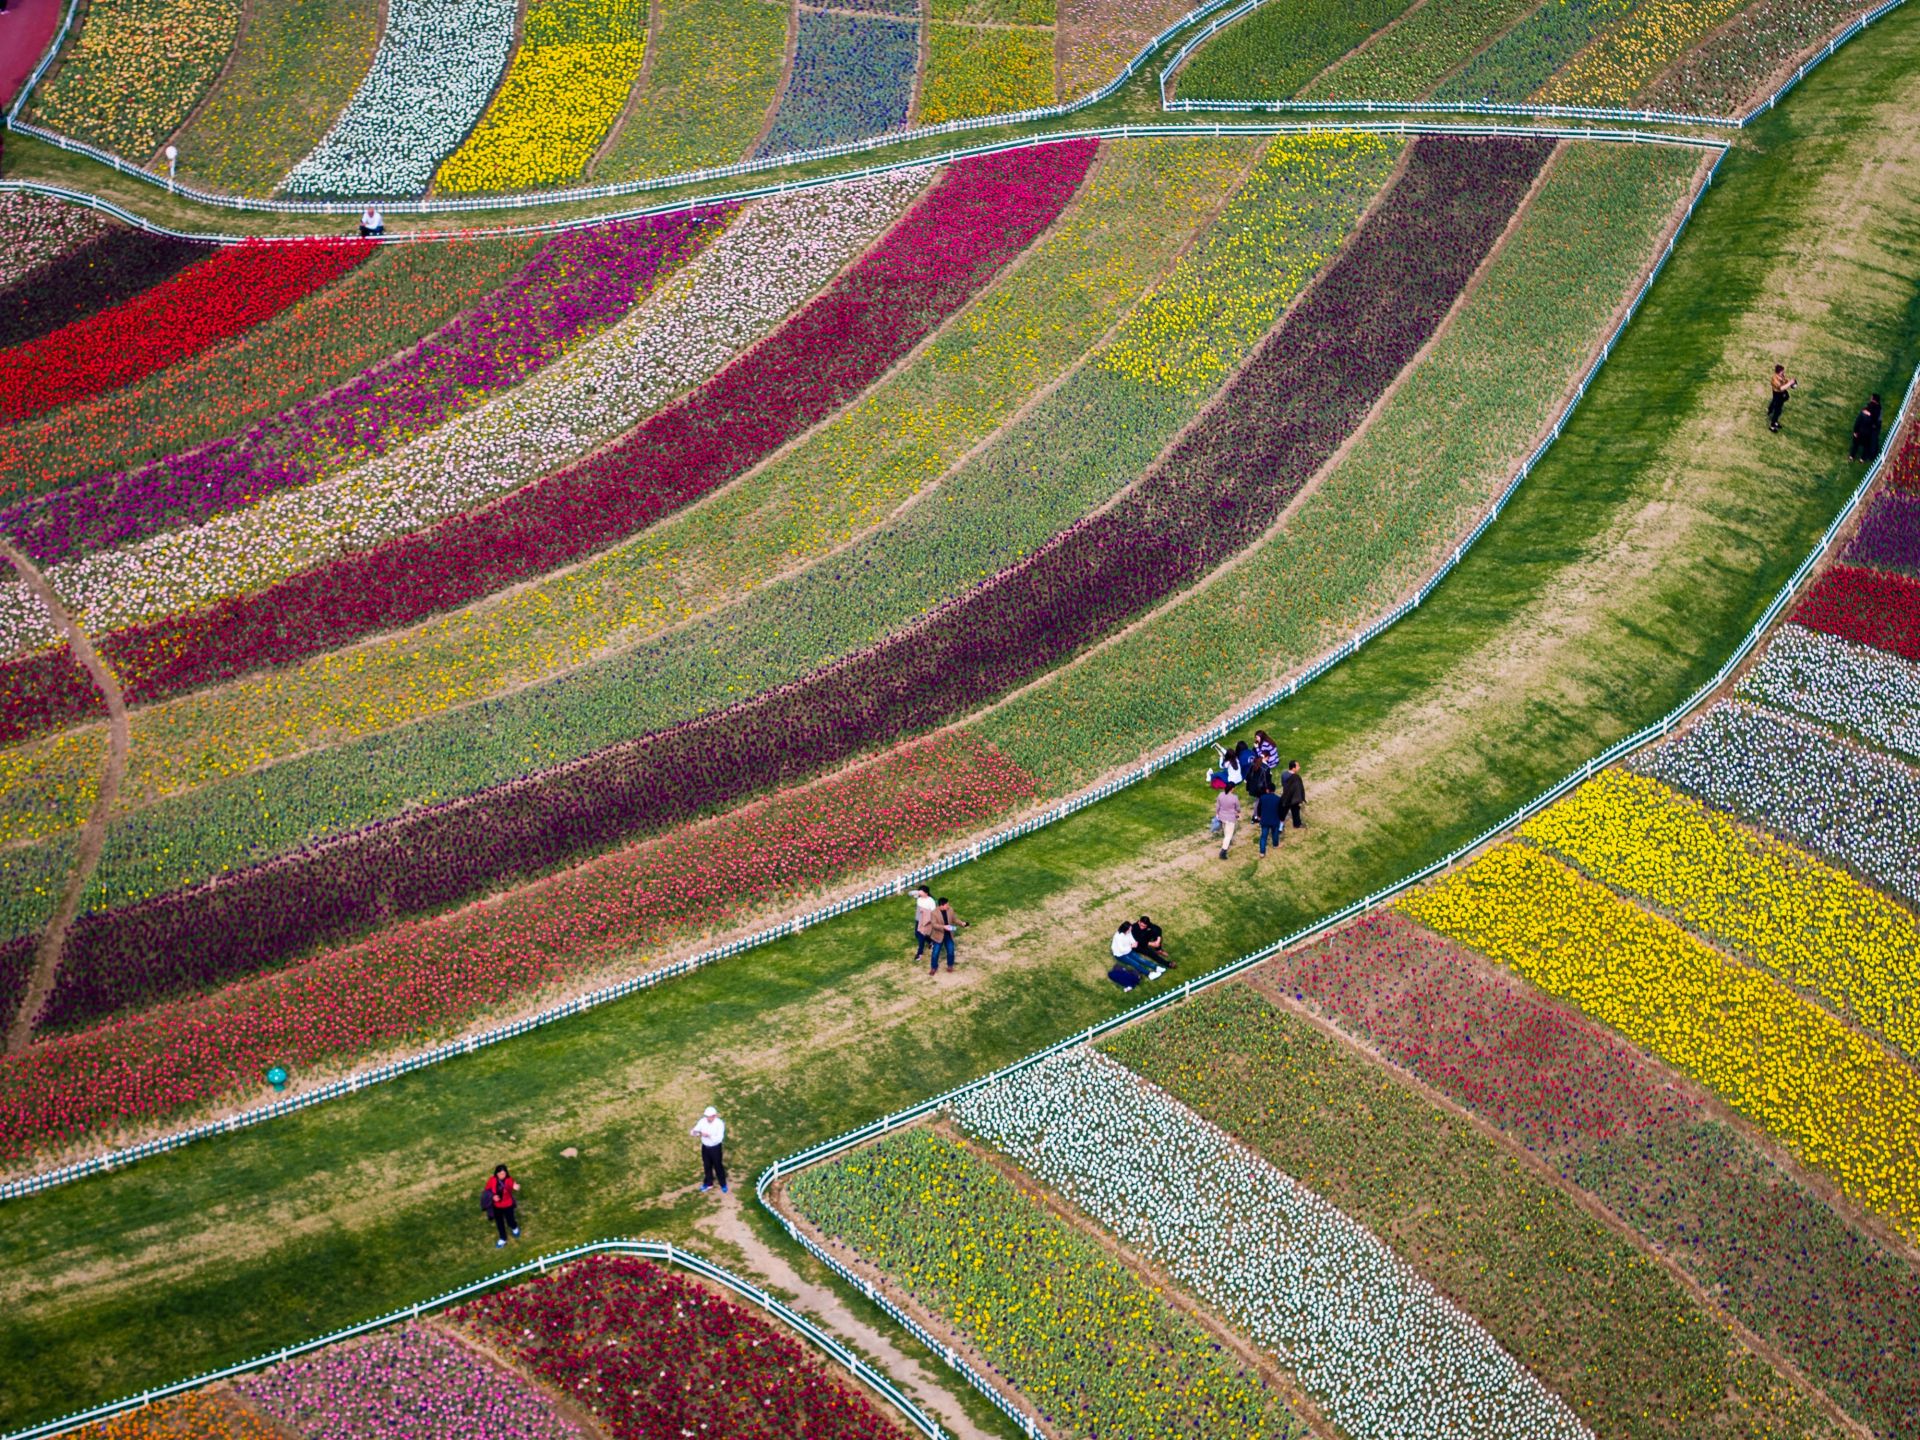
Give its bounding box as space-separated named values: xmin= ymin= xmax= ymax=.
xmin=5 ymin=7 xmax=1920 ymax=1438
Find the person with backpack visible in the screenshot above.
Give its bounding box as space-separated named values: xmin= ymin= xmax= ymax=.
xmin=482 ymin=1164 xmax=520 ymax=1247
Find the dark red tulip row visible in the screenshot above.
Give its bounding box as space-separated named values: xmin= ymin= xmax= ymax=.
xmin=1270 ymin=912 xmax=1920 ymax=1436
xmin=0 ymin=226 xmax=208 ymax=351
xmin=0 ymin=141 xmax=1095 ymax=745
xmin=452 ymin=1256 xmax=907 ymax=1440
xmin=0 ymin=239 xmax=374 ymax=426
xmin=28 ymin=136 xmax=1545 ymax=1011
xmin=1790 ymin=562 xmax=1920 ymax=662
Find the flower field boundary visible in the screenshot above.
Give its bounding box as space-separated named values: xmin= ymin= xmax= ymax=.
xmin=1158 ymin=0 xmax=1907 ymax=126
xmin=0 ymin=126 xmax=1728 ymax=1204
xmin=749 ymin=352 xmax=1920 ymax=1440
xmin=0 ymin=1239 xmax=949 ymax=1440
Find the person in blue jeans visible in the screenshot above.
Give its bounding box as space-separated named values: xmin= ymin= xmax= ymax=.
xmin=930 ymin=897 xmax=965 ymax=972
xmin=1256 ymin=785 xmax=1284 ymax=855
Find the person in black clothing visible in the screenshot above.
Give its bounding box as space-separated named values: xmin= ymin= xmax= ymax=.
xmin=1244 ymin=752 xmax=1272 ymax=798
xmin=1279 ymin=761 xmax=1306 ymax=830
xmin=1131 ymin=915 xmax=1170 ymax=966
xmin=1851 ymin=394 xmax=1883 ymax=462
xmin=1255 ymin=785 xmax=1284 ymax=854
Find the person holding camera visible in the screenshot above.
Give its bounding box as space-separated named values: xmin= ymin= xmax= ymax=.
xmin=1767 ymin=364 xmax=1797 ymax=433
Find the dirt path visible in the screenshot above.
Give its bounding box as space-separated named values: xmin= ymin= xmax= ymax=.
xmin=0 ymin=539 xmax=126 ymax=1054
xmin=693 ymin=1200 xmax=999 ymax=1440
xmin=749 ymin=0 xmax=803 ymax=155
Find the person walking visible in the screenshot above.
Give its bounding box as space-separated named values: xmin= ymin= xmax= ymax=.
xmin=911 ymin=886 xmax=937 ymax=963
xmin=1279 ymin=761 xmax=1306 ymax=830
xmin=692 ymin=1106 xmax=728 ymax=1193
xmin=1255 ymin=784 xmax=1283 ymax=855
xmin=1214 ymin=786 xmax=1240 ymax=859
xmin=1851 ymin=394 xmax=1883 ymax=461
xmin=1767 ymin=364 xmax=1796 ymax=433
xmin=931 ymin=897 xmax=965 ymax=973
xmin=483 ymin=1164 xmax=521 ymax=1247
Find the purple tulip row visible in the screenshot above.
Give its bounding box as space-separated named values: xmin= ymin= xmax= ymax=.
xmin=36 ymin=136 xmax=1549 ymax=1008
xmin=1843 ymin=488 xmax=1920 ymax=578
xmin=0 ymin=209 xmax=730 ymax=567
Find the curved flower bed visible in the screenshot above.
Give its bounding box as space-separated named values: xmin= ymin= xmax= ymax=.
xmin=1521 ymin=768 xmax=1920 ymax=1061
xmin=435 ymin=0 xmax=650 ymax=193
xmin=788 ymin=1129 xmax=1308 ymax=1438
xmin=0 ymin=229 xmax=207 ymax=352
xmin=0 ymin=211 xmax=727 ymax=571
xmin=1537 ymin=0 xmax=1749 ymax=105
xmin=1790 ymin=561 xmax=1920 ymax=661
xmin=23 ymin=0 xmax=241 ymax=158
xmin=1433 ymin=0 xmax=1630 ymax=104
xmin=0 ymin=732 xmax=1034 ymax=1151
xmin=1265 ymin=912 xmax=1920 ymax=1440
xmin=1299 ymin=0 xmax=1539 ymax=101
xmin=0 ymin=143 xmax=1093 ymax=736
xmin=917 ymin=24 xmax=1056 ymax=125
xmin=64 ymin=1389 xmax=282 ymax=1439
xmin=235 ymin=1323 xmax=583 ymax=1440
xmin=1631 ymin=700 xmax=1920 ymax=906
xmin=1841 ymin=488 xmax=1920 ymax=577
xmin=6 ymin=175 xmax=927 ymax=647
xmin=0 ymin=240 xmax=373 ymax=427
xmin=282 ymin=0 xmax=517 ymax=196
xmin=953 ymin=1049 xmax=1594 ymax=1440
xmin=756 ymin=10 xmax=919 ymax=158
xmin=1641 ymin=0 xmax=1871 ymax=115
xmin=5 ymin=135 xmax=1530 ymax=1002
xmin=451 ymin=1255 xmax=908 ymax=1439
xmin=1399 ymin=840 xmax=1920 ymax=1237
xmin=1738 ymin=622 xmax=1920 ymax=761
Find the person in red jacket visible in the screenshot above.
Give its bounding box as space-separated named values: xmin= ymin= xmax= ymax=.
xmin=484 ymin=1164 xmax=521 ymax=1247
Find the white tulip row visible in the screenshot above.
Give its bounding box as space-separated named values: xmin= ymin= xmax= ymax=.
xmin=1631 ymin=698 xmax=1920 ymax=906
xmin=951 ymin=1050 xmax=1595 ymax=1440
xmin=2 ymin=170 xmax=933 ymax=655
xmin=282 ymin=0 xmax=518 ymax=197
xmin=1737 ymin=622 xmax=1920 ymax=764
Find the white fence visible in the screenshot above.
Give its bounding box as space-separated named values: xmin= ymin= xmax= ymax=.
xmin=0 ymin=128 xmax=1727 ymax=1204
xmin=1161 ymin=0 xmax=1907 ymax=127
xmin=756 ymin=350 xmax=1920 ymax=1440
xmin=0 ymin=1238 xmax=949 ymax=1440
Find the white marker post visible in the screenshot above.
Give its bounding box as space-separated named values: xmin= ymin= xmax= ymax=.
xmin=164 ymin=145 xmax=177 ymax=194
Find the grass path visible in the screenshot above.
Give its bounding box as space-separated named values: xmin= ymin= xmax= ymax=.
xmin=5 ymin=10 xmax=1920 ymax=1432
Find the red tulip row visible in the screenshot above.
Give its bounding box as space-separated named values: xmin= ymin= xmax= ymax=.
xmin=0 ymin=731 xmax=1036 ymax=1157
xmin=450 ymin=1255 xmax=907 ymax=1440
xmin=1269 ymin=912 xmax=1920 ymax=1435
xmin=0 ymin=141 xmax=1095 ymax=746
xmin=0 ymin=226 xmax=208 ymax=351
xmin=1790 ymin=562 xmax=1920 ymax=663
xmin=0 ymin=239 xmax=374 ymax=425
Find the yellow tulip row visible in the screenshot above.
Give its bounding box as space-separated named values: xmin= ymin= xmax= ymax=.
xmin=435 ymin=39 xmax=645 ymax=193
xmin=1522 ymin=769 xmax=1920 ymax=1062
xmin=1539 ymin=0 xmax=1747 ymax=104
xmin=1399 ymin=841 xmax=1920 ymax=1237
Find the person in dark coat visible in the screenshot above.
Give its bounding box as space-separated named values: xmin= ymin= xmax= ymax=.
xmin=1279 ymin=761 xmax=1306 ymax=830
xmin=1256 ymin=785 xmax=1284 ymax=854
xmin=1851 ymin=394 xmax=1883 ymax=461
xmin=1131 ymin=915 xmax=1169 ymax=966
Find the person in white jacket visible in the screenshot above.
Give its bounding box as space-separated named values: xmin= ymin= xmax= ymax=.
xmin=692 ymin=1106 xmax=728 ymax=1193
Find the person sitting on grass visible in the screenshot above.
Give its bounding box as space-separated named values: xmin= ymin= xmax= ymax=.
xmin=1131 ymin=915 xmax=1169 ymax=967
xmin=1109 ymin=922 xmax=1162 ymax=988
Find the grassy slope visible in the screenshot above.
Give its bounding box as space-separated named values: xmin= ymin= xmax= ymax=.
xmin=4 ymin=10 xmax=1919 ymax=1429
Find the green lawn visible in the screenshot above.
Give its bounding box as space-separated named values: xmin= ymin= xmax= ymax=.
xmin=4 ymin=6 xmax=1919 ymax=1431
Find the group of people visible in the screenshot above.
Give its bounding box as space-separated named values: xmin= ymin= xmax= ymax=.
xmin=1207 ymin=730 xmax=1305 ymax=859
xmin=479 ymin=1104 xmax=731 ymax=1247
xmin=1768 ymin=365 xmax=1886 ymax=464
xmin=1108 ymin=915 xmax=1169 ymax=989
xmin=911 ymin=887 xmax=967 ymax=974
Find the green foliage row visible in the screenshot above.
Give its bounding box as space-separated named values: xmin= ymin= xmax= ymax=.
xmin=1301 ymin=0 xmax=1543 ymax=101
xmin=1434 ymin=0 xmax=1636 ymax=103
xmin=1172 ymin=0 xmax=1416 ymax=101
xmin=1102 ymin=987 xmax=1838 ymax=1440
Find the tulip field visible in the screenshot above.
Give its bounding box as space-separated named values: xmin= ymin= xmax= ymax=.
xmin=60 ymin=1257 xmax=913 ymax=1439
xmin=8 ymin=3 xmax=1920 ymax=1433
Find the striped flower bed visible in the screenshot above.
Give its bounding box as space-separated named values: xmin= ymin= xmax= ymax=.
xmin=1737 ymin=622 xmax=1920 ymax=762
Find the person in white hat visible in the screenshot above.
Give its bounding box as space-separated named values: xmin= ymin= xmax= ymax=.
xmin=691 ymin=1106 xmax=728 ymax=1193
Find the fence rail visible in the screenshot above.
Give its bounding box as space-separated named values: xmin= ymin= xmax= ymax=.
xmin=0 ymin=1238 xmax=949 ymax=1440
xmin=756 ymin=351 xmax=1920 ymax=1437
xmin=0 ymin=130 xmax=1728 ymax=1205
xmin=1160 ymin=0 xmax=1906 ymax=127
